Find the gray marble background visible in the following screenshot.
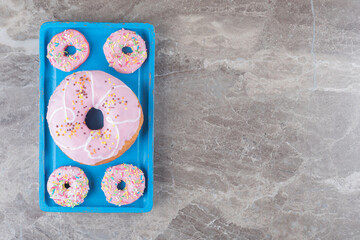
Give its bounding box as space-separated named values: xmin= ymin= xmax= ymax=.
xmin=0 ymin=0 xmax=360 ymax=239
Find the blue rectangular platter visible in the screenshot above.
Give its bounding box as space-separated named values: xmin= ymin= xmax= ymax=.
xmin=39 ymin=22 xmax=154 ymax=212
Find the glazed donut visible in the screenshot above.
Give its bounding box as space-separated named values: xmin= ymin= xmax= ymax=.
xmin=101 ymin=164 xmax=145 ymax=206
xmin=46 ymin=70 xmax=143 ymax=165
xmin=103 ymin=29 xmax=147 ymax=74
xmin=47 ymin=29 xmax=90 ymax=72
xmin=47 ymin=166 xmax=89 ymax=207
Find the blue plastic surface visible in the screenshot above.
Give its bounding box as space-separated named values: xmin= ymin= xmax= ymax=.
xmin=39 ymin=22 xmax=154 ymax=213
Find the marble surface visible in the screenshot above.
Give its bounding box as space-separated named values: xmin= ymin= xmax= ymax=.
xmin=1 ymin=0 xmax=360 ymax=239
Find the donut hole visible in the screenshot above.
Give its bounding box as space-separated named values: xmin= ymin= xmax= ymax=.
xmin=85 ymin=108 xmax=104 ymax=130
xmin=117 ymin=181 xmax=126 ymax=190
xmin=122 ymin=46 xmax=133 ymax=55
xmin=64 ymin=182 xmax=71 ymax=189
xmin=64 ymin=45 xmax=77 ymax=56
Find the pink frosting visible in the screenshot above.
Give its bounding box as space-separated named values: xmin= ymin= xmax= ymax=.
xmin=47 ymin=29 xmax=90 ymax=72
xmin=46 ymin=71 xmax=143 ymax=165
xmin=103 ymin=29 xmax=147 ymax=74
xmin=47 ymin=166 xmax=89 ymax=207
xmin=101 ymin=164 xmax=145 ymax=206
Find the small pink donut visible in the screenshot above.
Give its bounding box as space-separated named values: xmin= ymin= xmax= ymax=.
xmin=103 ymin=29 xmax=147 ymax=74
xmin=47 ymin=166 xmax=89 ymax=207
xmin=101 ymin=164 xmax=145 ymax=206
xmin=47 ymin=29 xmax=90 ymax=72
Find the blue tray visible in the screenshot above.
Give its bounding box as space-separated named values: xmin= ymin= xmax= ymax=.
xmin=39 ymin=22 xmax=154 ymax=212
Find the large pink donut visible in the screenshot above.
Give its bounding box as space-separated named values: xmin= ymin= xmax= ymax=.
xmin=46 ymin=71 xmax=143 ymax=165
xmin=47 ymin=29 xmax=90 ymax=72
xmin=103 ymin=29 xmax=147 ymax=74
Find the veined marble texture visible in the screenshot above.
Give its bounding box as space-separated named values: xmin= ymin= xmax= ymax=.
xmin=0 ymin=0 xmax=360 ymax=239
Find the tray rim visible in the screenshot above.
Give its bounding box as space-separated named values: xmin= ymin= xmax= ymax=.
xmin=39 ymin=21 xmax=155 ymax=213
